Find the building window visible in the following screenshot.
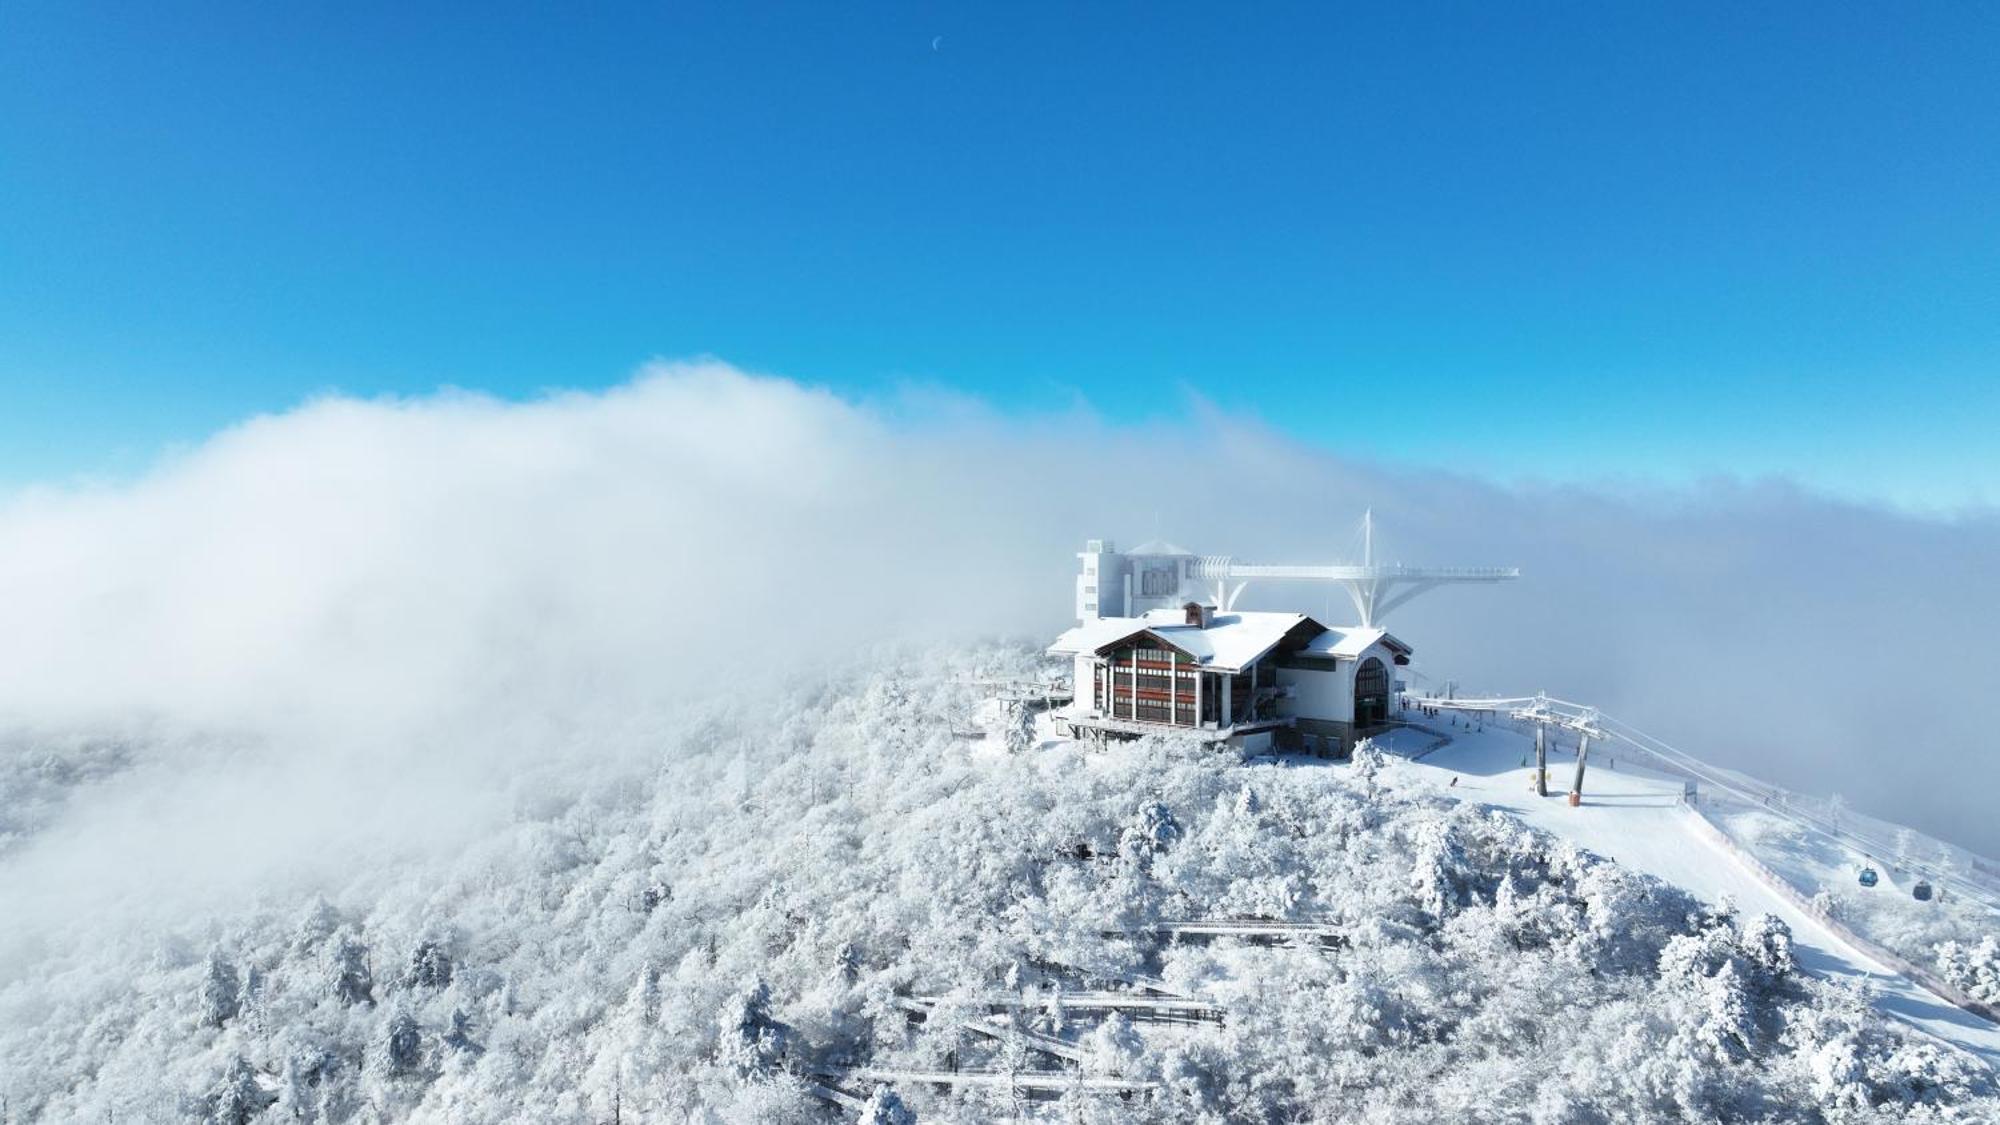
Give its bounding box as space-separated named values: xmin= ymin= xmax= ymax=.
xmin=1140 ymin=567 xmax=1176 ymax=596
xmin=1355 ymin=657 xmax=1390 ymax=727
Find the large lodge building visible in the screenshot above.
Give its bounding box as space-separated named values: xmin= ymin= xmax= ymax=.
xmin=1049 ymin=540 xmax=1412 ymax=756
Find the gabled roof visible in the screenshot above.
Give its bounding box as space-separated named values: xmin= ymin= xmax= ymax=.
xmin=1048 ymin=609 xmax=1328 ymax=673
xmin=1297 ymin=625 xmax=1412 ymax=660
xmin=1127 ymin=539 xmax=1193 ymax=556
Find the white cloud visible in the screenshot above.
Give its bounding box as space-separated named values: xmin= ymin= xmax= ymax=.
xmin=0 ymin=359 xmax=1994 ymax=971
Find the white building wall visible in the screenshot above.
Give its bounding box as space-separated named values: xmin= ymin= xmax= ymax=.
xmin=1125 ymin=554 xmax=1193 ymax=617
xmin=1273 ymin=662 xmax=1354 ymax=725
xmin=1075 ymin=543 xmax=1127 ymax=621
xmin=1271 ymin=640 xmax=1406 ymax=725
xmin=1072 ymin=654 xmax=1099 ymax=716
xmin=1075 ymin=541 xmax=1209 ymax=622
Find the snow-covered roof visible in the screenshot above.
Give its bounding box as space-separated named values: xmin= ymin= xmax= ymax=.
xmin=1297 ymin=625 xmax=1411 ymax=660
xmin=1126 ymin=539 xmax=1193 ymax=556
xmin=1048 ymin=609 xmax=1326 ymax=673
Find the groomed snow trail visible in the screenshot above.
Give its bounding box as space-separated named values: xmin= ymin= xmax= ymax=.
xmin=1322 ymin=723 xmax=2000 ymax=1068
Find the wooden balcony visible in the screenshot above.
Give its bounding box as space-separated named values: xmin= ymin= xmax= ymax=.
xmin=1062 ymin=709 xmax=1293 ymax=744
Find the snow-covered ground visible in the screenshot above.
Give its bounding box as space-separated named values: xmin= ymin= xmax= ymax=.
xmin=1343 ymin=717 xmax=2000 ymax=1065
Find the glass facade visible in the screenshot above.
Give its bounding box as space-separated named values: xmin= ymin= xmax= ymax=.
xmin=1355 ymin=657 xmax=1389 ymax=727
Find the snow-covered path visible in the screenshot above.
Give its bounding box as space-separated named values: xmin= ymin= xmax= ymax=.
xmin=1358 ymin=722 xmax=2000 ymax=1067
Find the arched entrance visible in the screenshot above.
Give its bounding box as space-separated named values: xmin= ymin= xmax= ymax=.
xmin=1354 ymin=657 xmax=1389 ymax=728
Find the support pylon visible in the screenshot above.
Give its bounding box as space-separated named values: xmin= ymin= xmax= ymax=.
xmin=1568 ymin=734 xmax=1590 ymax=807
xmin=1534 ymin=725 xmax=1548 ymax=797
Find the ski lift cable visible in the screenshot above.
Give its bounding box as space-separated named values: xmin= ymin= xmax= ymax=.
xmin=1633 ymin=729 xmax=1985 ymax=908
xmin=1583 ymin=711 xmax=1991 ymax=908
xmin=1585 ymin=712 xmax=1985 ymax=897
xmin=1595 ymin=720 xmax=1987 ymax=909
xmin=1411 ymin=692 xmax=2000 ymax=915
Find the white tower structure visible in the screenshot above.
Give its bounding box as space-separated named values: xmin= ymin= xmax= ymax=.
xmin=1074 ymin=512 xmax=1519 ymax=627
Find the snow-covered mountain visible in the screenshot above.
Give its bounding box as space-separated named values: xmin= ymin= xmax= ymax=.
xmin=3 ymin=646 xmax=1993 ymax=1123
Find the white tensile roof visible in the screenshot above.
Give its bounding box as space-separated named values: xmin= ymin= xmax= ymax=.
xmin=1049 ymin=609 xmax=1405 ymax=673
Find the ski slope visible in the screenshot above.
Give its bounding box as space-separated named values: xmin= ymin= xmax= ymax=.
xmin=1350 ymin=721 xmax=2000 ymax=1067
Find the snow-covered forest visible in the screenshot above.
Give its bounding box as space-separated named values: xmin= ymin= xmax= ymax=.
xmin=4 ymin=646 xmax=1993 ymax=1123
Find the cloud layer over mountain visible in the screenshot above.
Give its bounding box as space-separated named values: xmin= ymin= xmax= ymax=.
xmin=0 ymin=360 xmax=1993 ymax=969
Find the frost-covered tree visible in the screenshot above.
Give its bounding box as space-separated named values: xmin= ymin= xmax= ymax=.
xmin=326 ymin=928 xmax=374 ymax=1007
xmin=272 ymin=1035 xmax=346 ymax=1125
xmin=405 ymin=937 xmax=452 ymax=990
xmin=1001 ymin=700 xmax=1036 ymax=755
xmin=859 ymin=1083 xmax=915 ymax=1125
xmin=642 ymin=879 xmax=671 ymax=912
xmin=442 ymin=1007 xmax=481 ymax=1056
xmin=203 ymin=1056 xmax=275 ymax=1125
xmin=1935 ymin=936 xmax=2000 ymax=1004
xmin=1737 ymin=913 xmax=1798 ymax=985
xmin=378 ymin=1012 xmax=425 ymax=1075
xmin=716 ymin=976 xmax=784 ymax=1075
xmin=198 ymin=950 xmax=241 ymax=1029
xmin=292 ymin=896 xmax=340 ymax=953
xmin=1408 ymin=813 xmax=1471 ymax=920
xmin=1086 ymin=1012 xmax=1145 ymax=1077
xmin=1350 ymin=741 xmax=1387 ymax=798
xmin=1119 ymin=801 xmax=1180 ymax=867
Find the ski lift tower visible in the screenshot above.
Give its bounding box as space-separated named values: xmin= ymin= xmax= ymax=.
xmin=1189 ymin=510 xmax=1521 ymax=626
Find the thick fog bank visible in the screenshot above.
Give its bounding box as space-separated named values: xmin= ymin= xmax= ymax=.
xmin=0 ymin=360 xmax=1993 ymax=962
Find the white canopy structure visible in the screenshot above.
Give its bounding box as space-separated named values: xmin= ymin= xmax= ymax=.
xmin=1074 ymin=511 xmax=1519 ymax=627
xmin=1189 ymin=510 xmax=1519 ymax=626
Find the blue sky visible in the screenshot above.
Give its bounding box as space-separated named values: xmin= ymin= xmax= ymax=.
xmin=3 ymin=2 xmax=1997 ymax=505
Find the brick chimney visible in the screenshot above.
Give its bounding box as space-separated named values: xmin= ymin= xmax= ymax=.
xmin=1183 ymin=601 xmax=1214 ymax=628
